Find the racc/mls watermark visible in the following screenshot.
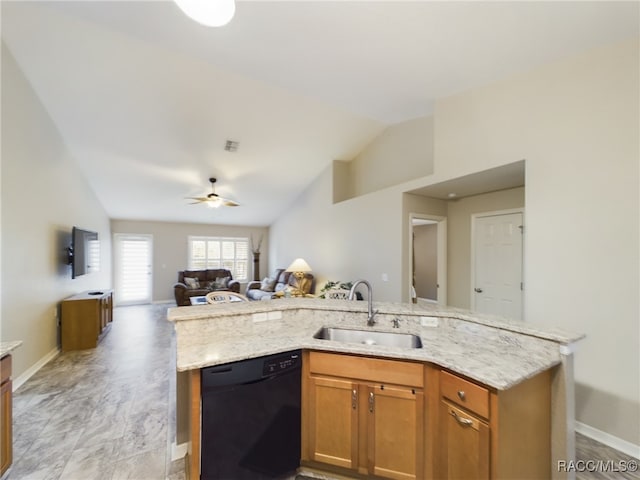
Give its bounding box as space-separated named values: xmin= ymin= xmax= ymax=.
xmin=557 ymin=459 xmax=638 ymax=473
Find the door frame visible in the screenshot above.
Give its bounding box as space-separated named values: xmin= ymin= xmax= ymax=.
xmin=113 ymin=233 xmax=153 ymax=306
xmin=408 ymin=213 xmax=447 ymax=305
xmin=469 ymin=208 xmax=524 ymax=318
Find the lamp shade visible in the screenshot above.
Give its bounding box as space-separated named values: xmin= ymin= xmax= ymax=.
xmin=174 ymin=0 xmax=236 ymax=27
xmin=286 ymin=258 xmax=312 ymax=273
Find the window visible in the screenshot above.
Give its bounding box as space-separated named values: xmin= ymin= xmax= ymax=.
xmin=188 ymin=236 xmax=249 ymax=281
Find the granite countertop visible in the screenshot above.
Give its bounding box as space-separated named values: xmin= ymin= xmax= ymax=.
xmin=168 ymin=299 xmax=584 ymax=390
xmin=0 ymin=341 xmax=23 ymax=357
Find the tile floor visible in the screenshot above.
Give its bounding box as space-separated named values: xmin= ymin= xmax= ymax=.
xmin=9 ymin=303 xmax=184 ymax=480
xmin=6 ymin=303 xmax=638 ymax=480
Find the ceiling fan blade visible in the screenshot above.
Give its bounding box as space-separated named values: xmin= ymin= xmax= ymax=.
xmin=186 ymin=178 xmax=240 ymax=207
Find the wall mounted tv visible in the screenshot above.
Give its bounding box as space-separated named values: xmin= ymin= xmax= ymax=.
xmin=69 ymin=227 xmax=100 ymax=279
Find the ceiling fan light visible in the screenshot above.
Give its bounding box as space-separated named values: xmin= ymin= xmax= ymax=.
xmin=174 ymin=0 xmax=235 ymax=27
xmin=207 ymin=198 xmax=223 ymax=208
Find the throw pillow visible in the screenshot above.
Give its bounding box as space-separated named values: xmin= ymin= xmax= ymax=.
xmin=260 ymin=277 xmax=277 ymax=292
xmin=184 ymin=277 xmax=199 ymax=289
xmin=209 ymin=277 xmax=231 ymax=290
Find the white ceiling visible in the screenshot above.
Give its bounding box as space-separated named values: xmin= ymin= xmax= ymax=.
xmin=2 ymin=1 xmax=638 ymax=226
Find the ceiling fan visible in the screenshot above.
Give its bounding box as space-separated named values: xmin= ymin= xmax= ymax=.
xmin=186 ymin=177 xmax=240 ymax=208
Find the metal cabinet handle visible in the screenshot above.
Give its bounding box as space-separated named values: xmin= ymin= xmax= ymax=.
xmin=449 ymin=409 xmax=473 ymax=426
xmin=457 ymin=390 xmax=466 ymax=401
xmin=352 ymin=389 xmax=357 ymax=410
xmin=474 ymin=288 xmax=483 ymax=293
xmin=369 ymin=392 xmax=375 ymax=413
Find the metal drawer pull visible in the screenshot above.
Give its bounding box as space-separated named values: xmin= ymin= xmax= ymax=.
xmin=457 ymin=390 xmax=466 ymax=401
xmin=369 ymin=392 xmax=375 ymax=413
xmin=352 ymin=389 xmax=357 ymax=410
xmin=450 ymin=409 xmax=473 ymax=426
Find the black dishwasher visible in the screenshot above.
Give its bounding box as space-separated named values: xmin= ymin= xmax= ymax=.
xmin=200 ymin=350 xmax=301 ymax=480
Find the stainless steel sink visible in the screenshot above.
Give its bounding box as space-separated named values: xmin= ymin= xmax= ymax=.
xmin=313 ymin=327 xmax=422 ymax=349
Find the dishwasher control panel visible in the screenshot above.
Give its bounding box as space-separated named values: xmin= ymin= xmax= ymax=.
xmin=263 ymin=350 xmax=301 ymax=376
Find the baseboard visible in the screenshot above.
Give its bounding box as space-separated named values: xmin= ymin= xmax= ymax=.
xmin=171 ymin=441 xmax=188 ymax=462
xmin=152 ymin=300 xmax=175 ymax=305
xmin=576 ymin=421 xmax=640 ymax=459
xmin=13 ymin=347 xmax=60 ymax=392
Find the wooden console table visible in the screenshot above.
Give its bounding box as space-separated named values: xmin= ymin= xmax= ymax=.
xmin=61 ymin=290 xmax=113 ymax=351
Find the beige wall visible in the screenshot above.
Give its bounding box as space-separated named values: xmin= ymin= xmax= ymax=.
xmin=334 ymin=116 xmax=434 ymax=201
xmin=1 ymin=44 xmax=112 ymax=378
xmin=270 ymin=165 xmax=403 ymax=302
xmin=447 ymin=187 xmax=525 ymax=309
xmin=110 ymin=219 xmax=269 ymax=302
xmin=434 ymin=38 xmax=639 ymax=445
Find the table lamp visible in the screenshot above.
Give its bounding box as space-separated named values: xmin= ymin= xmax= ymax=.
xmin=286 ymin=258 xmax=312 ymax=296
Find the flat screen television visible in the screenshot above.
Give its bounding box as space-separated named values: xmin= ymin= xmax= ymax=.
xmin=69 ymin=227 xmax=100 ymax=279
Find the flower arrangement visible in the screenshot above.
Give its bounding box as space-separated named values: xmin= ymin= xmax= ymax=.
xmin=318 ymin=280 xmax=362 ymax=300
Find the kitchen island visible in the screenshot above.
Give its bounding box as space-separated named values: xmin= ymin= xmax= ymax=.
xmin=168 ymin=299 xmax=583 ymax=480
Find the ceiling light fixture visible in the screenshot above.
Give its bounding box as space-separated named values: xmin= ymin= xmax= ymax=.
xmin=174 ymin=0 xmax=236 ymax=27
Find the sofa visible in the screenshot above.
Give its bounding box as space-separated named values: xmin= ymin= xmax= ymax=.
xmin=174 ymin=269 xmax=240 ymax=306
xmin=246 ymin=268 xmax=314 ymax=301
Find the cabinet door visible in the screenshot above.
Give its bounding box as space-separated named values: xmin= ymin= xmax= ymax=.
xmin=368 ymin=384 xmax=424 ymax=480
xmin=307 ymin=376 xmax=358 ymax=470
xmin=439 ymin=400 xmax=489 ymax=480
xmin=1 ymin=379 xmax=12 ymax=476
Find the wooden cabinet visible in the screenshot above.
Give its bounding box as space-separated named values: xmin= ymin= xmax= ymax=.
xmin=302 ymin=351 xmax=424 ymax=480
xmin=61 ymin=290 xmax=113 ymax=351
xmin=368 ymin=383 xmax=424 ymax=479
xmin=437 ymin=369 xmax=551 ymax=480
xmin=440 ymin=399 xmax=490 ymax=479
xmin=307 ymin=376 xmax=358 ymax=470
xmin=1 ymin=355 xmax=13 ymax=476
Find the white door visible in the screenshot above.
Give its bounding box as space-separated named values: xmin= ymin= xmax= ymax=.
xmin=472 ymin=212 xmax=523 ymax=320
xmin=114 ymin=234 xmax=153 ymax=305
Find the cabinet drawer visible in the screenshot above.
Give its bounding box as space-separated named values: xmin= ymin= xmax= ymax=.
xmin=309 ymin=351 xmax=423 ymax=388
xmin=0 ymin=355 xmax=11 ymax=385
xmin=441 ymin=370 xmax=489 ymax=418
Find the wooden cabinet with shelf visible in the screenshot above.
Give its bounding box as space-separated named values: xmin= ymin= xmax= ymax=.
xmin=1 ymin=355 xmax=13 ymax=476
xmin=302 ymin=351 xmax=424 ymax=480
xmin=61 ymin=290 xmax=113 ymax=352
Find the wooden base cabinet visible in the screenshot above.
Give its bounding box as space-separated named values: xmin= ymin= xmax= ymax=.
xmin=437 ymin=369 xmax=551 ymax=480
xmin=61 ymin=290 xmax=113 ymax=351
xmin=307 ymin=376 xmax=358 ymax=470
xmin=440 ymin=400 xmax=490 ymax=479
xmin=369 ymin=383 xmax=424 ymax=480
xmin=303 ymin=351 xmax=424 ymax=480
xmin=1 ymin=355 xmax=13 ymax=477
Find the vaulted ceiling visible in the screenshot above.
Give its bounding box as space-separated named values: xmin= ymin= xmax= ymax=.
xmin=2 ymin=1 xmax=638 ymax=225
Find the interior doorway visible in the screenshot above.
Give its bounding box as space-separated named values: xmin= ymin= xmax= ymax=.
xmin=410 ymin=214 xmax=447 ymax=305
xmin=114 ymin=233 xmax=153 ymax=306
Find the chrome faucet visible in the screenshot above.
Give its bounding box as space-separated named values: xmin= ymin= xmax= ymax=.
xmin=348 ymin=279 xmax=378 ymax=326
